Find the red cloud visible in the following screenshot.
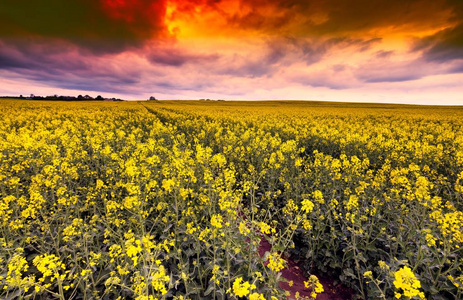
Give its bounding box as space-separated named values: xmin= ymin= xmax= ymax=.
xmin=101 ymin=0 xmax=168 ymax=35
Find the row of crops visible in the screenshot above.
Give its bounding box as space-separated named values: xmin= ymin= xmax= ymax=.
xmin=1 ymin=100 xmax=462 ymax=299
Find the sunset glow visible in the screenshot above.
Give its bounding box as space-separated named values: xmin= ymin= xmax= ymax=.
xmin=1 ymin=0 xmax=462 ymax=104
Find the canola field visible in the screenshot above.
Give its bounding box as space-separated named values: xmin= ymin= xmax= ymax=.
xmin=1 ymin=99 xmax=462 ymax=300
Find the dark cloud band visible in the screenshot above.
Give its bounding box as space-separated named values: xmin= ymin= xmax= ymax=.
xmin=0 ymin=0 xmax=167 ymax=53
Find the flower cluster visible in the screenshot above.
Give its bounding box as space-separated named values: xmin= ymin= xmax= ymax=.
xmin=1 ymin=100 xmax=462 ymax=299
xmin=393 ymin=267 xmax=425 ymax=299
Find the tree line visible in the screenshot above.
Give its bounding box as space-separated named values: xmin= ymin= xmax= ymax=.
xmin=0 ymin=94 xmax=123 ymax=101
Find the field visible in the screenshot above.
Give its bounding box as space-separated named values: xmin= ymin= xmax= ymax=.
xmin=1 ymin=99 xmax=462 ymax=299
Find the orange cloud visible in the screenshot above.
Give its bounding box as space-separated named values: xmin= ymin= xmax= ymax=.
xmin=0 ymin=0 xmax=462 ymax=103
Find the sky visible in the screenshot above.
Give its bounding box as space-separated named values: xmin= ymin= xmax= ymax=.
xmin=0 ymin=0 xmax=462 ymax=104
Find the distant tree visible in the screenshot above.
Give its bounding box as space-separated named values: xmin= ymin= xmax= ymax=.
xmin=149 ymin=96 xmax=157 ymax=100
xmin=77 ymin=95 xmax=84 ymax=100
xmin=95 ymin=95 xmax=104 ymax=100
xmin=19 ymin=95 xmax=24 ymax=99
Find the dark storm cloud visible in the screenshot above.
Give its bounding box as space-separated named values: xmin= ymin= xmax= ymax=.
xmin=266 ymin=36 xmax=379 ymax=67
xmin=414 ymin=24 xmax=463 ymax=62
xmin=306 ymin=0 xmax=449 ymax=34
xmin=147 ymin=48 xmax=219 ymax=67
xmin=1 ymin=0 xmax=462 ymax=97
xmin=215 ymin=36 xmax=379 ymax=79
xmin=228 ymin=0 xmax=452 ymax=36
xmin=0 ymin=41 xmax=143 ymax=94
xmin=214 ymin=38 xmax=321 ymax=78
xmin=0 ymin=0 xmax=167 ymax=53
xmin=408 ymin=0 xmax=463 ymax=76
xmin=0 ymin=40 xmax=88 ymax=72
xmin=0 ymin=0 xmax=172 ymax=93
xmin=1 ymin=0 xmax=460 ymax=61
xmin=0 ymin=46 xmax=30 ymax=69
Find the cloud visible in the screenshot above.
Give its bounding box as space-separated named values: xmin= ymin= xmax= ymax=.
xmin=147 ymin=46 xmax=219 ymax=67
xmin=307 ymin=0 xmax=450 ymax=34
xmin=352 ymin=55 xmax=463 ymax=83
xmin=414 ymin=24 xmax=463 ymax=62
xmin=408 ymin=0 xmax=463 ymax=67
xmin=0 ymin=30 xmax=398 ymax=94
xmin=207 ymin=37 xmax=329 ymax=77
xmin=0 ymin=0 xmax=459 ymax=58
xmin=353 ymin=56 xmax=432 ymax=83
xmin=0 ymin=0 xmax=169 ymax=53
xmin=375 ymin=50 xmax=395 ymax=58
xmin=214 ymin=36 xmax=381 ymax=79
xmin=0 ymin=0 xmax=462 ymax=104
xmin=0 ymin=41 xmax=145 ymax=94
xmin=288 ymin=69 xmax=357 ymax=90
xmin=219 ymin=0 xmax=453 ymax=38
xmin=0 ymin=45 xmax=30 ymax=69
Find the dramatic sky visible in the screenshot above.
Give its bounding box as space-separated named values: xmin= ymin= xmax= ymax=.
xmin=1 ymin=0 xmax=462 ymax=104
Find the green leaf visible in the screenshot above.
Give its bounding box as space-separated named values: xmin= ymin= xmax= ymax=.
xmin=343 ymin=268 xmax=356 ymax=279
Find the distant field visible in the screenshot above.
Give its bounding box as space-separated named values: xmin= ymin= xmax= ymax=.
xmin=1 ymin=100 xmax=462 ymax=299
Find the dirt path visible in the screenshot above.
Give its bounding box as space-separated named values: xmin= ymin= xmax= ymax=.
xmin=258 ymin=238 xmax=354 ymax=300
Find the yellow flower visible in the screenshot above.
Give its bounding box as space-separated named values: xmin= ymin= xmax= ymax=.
xmin=346 ymin=195 xmax=359 ymax=211
xmin=375 ymin=261 xmax=389 ymax=272
xmin=363 ymin=271 xmax=373 ymax=279
xmin=211 ymin=264 xmax=220 ymax=280
xmin=161 ymin=178 xmax=176 ymax=193
xmin=302 ymin=220 xmax=312 ymax=230
xmin=210 ymin=214 xmax=223 ymax=228
xmin=393 ymin=267 xmax=425 ymax=299
xmin=232 ymin=277 xmax=255 ymax=297
xmin=5 ymin=252 xmax=35 ymax=290
xmin=313 ymin=190 xmax=325 ymax=204
xmin=33 ymin=254 xmax=66 ymax=283
xmin=304 ymin=275 xmax=324 ymax=299
xmin=249 ymin=292 xmax=265 ymax=300
xmin=258 ymin=222 xmax=272 ymax=234
xmin=301 ymin=199 xmax=314 ymax=213
xmin=151 ymin=265 xmax=170 ymax=295
xmin=283 ymin=199 xmax=298 ymax=216
xmin=239 ymin=221 xmax=250 ymax=236
xmin=267 ymin=252 xmax=285 ymax=272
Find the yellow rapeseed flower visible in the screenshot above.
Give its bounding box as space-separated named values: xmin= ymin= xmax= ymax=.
xmin=232 ymin=277 xmax=255 ymax=297
xmin=393 ymin=266 xmax=425 ymax=299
